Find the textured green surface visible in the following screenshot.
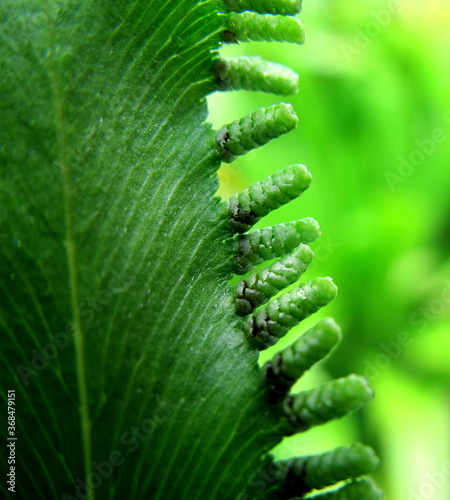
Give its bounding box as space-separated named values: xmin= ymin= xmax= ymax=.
xmin=236 ymin=243 xmax=313 ymax=315
xmin=283 ymin=375 xmax=374 ymax=431
xmin=215 ymin=56 xmax=299 ymax=95
xmin=227 ymin=164 xmax=312 ymax=232
xmin=226 ymin=12 xmax=305 ymax=43
xmin=245 ymin=277 xmax=338 ymax=345
xmin=216 ymin=103 xmax=299 ymax=162
xmin=223 ymin=0 xmax=303 ymax=15
xmin=234 ymin=218 xmax=320 ymax=274
xmin=273 ymin=443 xmax=379 ymax=492
xmin=265 ymin=318 xmax=341 ymax=392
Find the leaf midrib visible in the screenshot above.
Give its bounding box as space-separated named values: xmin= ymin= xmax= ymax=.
xmin=48 ymin=17 xmax=94 ymax=500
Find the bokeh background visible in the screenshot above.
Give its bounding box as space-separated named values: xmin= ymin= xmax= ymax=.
xmin=208 ymin=1 xmax=450 ymax=498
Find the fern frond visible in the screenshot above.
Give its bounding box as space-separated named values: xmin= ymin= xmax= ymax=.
xmin=0 ymin=1 xmax=383 ymax=498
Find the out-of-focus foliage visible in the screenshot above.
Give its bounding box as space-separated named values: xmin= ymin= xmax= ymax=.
xmin=209 ymin=1 xmax=450 ymax=498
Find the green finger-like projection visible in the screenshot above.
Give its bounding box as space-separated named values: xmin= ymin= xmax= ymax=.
xmin=235 ymin=244 xmax=313 ymax=315
xmin=271 ymin=443 xmax=379 ymax=497
xmin=265 ymin=318 xmax=341 ymax=394
xmin=227 ymin=164 xmax=312 ymax=233
xmin=223 ymin=0 xmax=303 ymax=15
xmin=283 ymin=374 xmax=374 ymax=431
xmin=224 ymin=12 xmax=305 ymax=44
xmin=234 ymin=218 xmax=320 ymax=274
xmin=214 ymin=57 xmax=299 ymax=95
xmin=216 ymin=103 xmax=298 ymax=162
xmin=306 ymin=479 xmax=383 ymax=500
xmin=245 ymin=277 xmax=337 ymax=346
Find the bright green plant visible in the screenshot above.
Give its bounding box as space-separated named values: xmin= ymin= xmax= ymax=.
xmin=1 ymin=1 xmax=383 ymax=499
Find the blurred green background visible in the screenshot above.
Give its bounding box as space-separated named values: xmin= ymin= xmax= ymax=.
xmin=208 ymin=1 xmax=450 ymax=498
